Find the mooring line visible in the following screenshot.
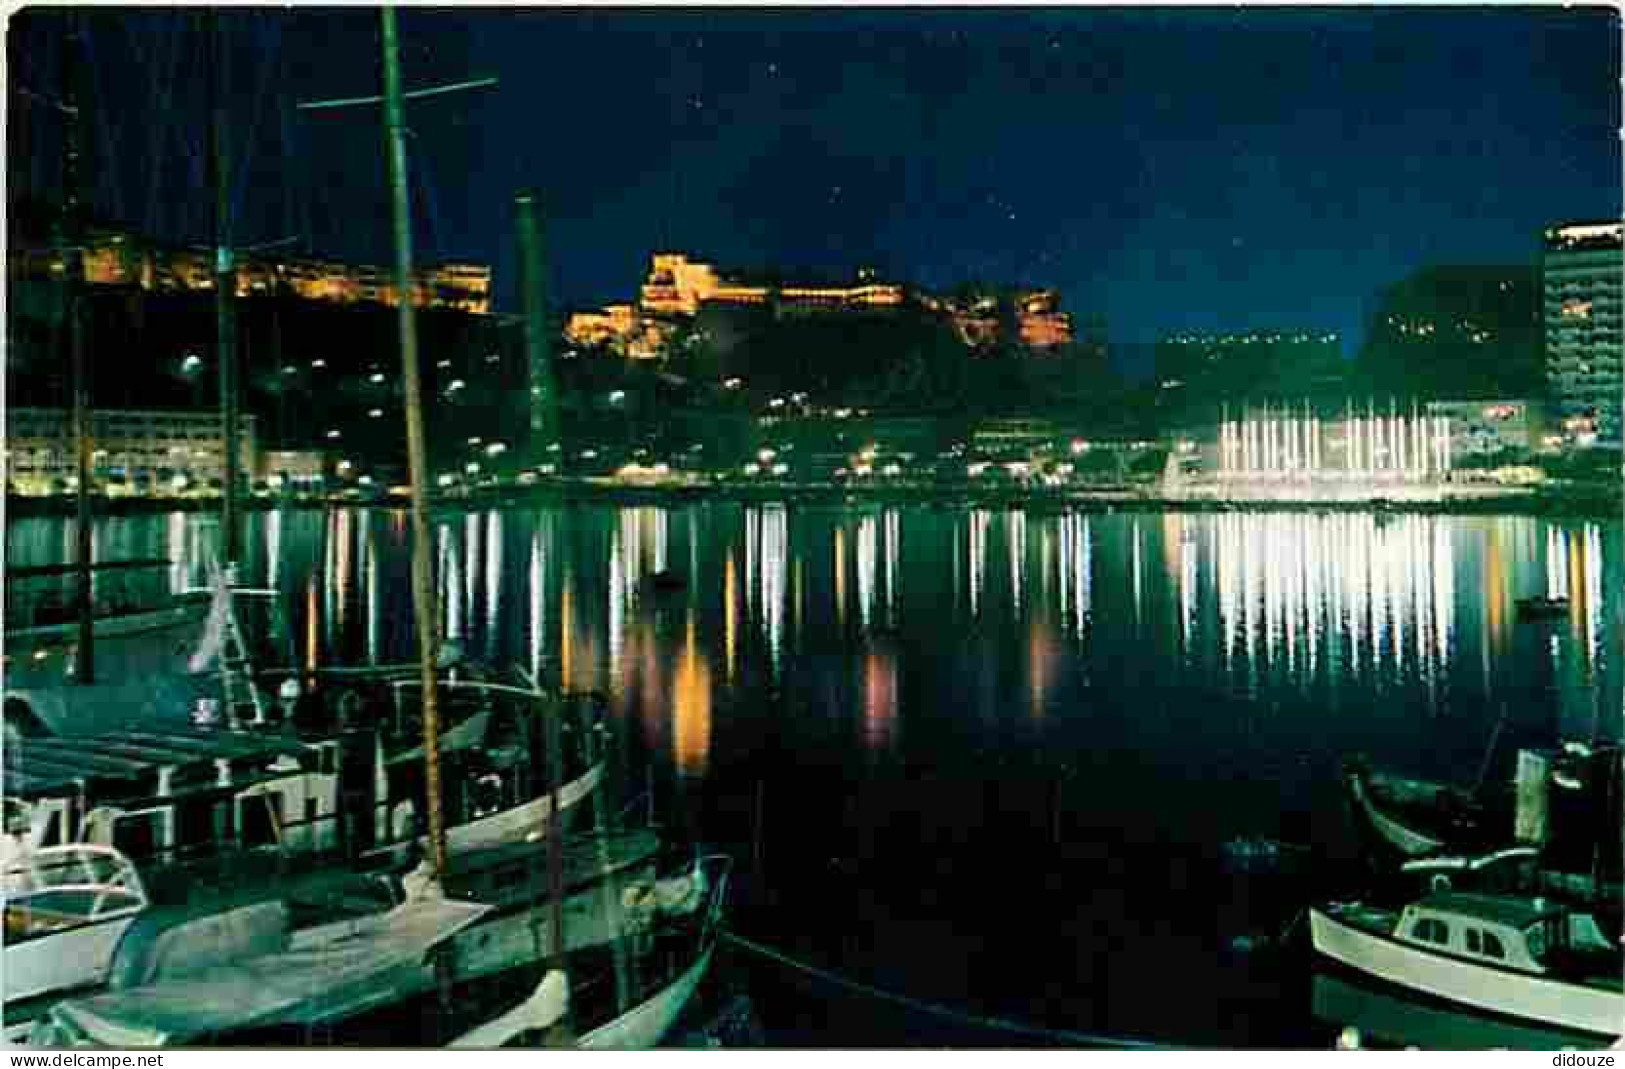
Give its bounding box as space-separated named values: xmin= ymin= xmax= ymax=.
xmin=719 ymin=930 xmax=1180 ymax=1049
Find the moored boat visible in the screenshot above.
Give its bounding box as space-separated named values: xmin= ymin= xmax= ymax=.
xmin=1309 ymin=891 xmax=1622 ymax=1038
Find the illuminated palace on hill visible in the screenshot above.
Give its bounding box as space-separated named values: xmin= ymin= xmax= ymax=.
xmin=11 ymin=228 xmax=492 ymax=314
xmin=566 ymin=252 xmax=1073 ymax=357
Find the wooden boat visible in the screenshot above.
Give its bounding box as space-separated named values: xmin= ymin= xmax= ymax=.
xmin=3 ymin=682 xmax=606 ymax=882
xmin=3 ymin=561 xmax=211 ymax=696
xmin=18 ymin=855 xmax=730 ymax=1048
xmin=448 ymin=854 xmax=732 ymax=1050
xmin=1345 ymin=767 xmax=1459 ymax=859
xmin=16 ymin=892 xmax=490 ymax=1047
xmin=1309 ymin=892 xmax=1622 ymax=1038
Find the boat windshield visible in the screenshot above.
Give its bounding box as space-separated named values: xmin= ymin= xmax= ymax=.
xmin=2 ymin=844 xmax=147 ymax=916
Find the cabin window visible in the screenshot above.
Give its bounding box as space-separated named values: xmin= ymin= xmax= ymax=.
xmin=175 ymin=800 xmax=218 ymax=853
xmin=1465 ymin=930 xmax=1481 ymax=954
xmin=36 ymin=810 xmax=62 ymax=848
xmin=112 ymin=810 xmax=165 ymax=862
xmin=1411 ymin=917 xmax=1450 ymax=945
xmin=1480 ymin=932 xmax=1506 ymax=960
xmin=240 ymin=794 xmax=284 ymax=849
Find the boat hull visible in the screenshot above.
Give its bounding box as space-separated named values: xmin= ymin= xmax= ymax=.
xmin=4 ymin=914 xmax=140 ymax=1007
xmin=1309 ymin=907 xmax=1624 ymax=1038
xmin=577 ymin=945 xmax=713 ymax=1050
xmin=1348 ymin=774 xmax=1444 ymax=858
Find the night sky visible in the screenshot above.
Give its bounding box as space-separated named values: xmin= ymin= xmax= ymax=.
xmin=9 ymin=6 xmax=1621 ymax=363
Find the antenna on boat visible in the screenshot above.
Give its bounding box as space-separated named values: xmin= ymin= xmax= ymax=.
xmin=60 ymin=12 xmax=95 ymax=686
xmin=295 ymin=10 xmax=495 ymax=879
xmin=378 ymin=6 xmax=451 ymax=880
xmin=209 ymin=10 xmax=242 ymax=568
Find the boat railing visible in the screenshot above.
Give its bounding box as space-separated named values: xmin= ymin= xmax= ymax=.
xmin=2 ymin=843 xmax=149 ymax=916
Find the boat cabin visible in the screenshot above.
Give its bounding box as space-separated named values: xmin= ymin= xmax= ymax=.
xmin=2 ymin=729 xmax=351 ymax=873
xmin=1395 ymin=892 xmax=1613 ymax=976
xmin=2 ymin=843 xmax=149 ymax=944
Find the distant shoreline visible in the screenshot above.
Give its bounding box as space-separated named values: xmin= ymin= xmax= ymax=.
xmin=8 ymin=480 xmax=1621 ymax=520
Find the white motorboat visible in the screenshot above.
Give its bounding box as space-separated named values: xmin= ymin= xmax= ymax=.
xmin=1310 ymin=891 xmax=1623 ymax=1039
xmin=3 ymin=844 xmax=151 ymax=1011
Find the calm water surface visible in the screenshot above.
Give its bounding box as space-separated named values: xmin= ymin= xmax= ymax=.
xmin=8 ymin=505 xmax=1622 ymax=1046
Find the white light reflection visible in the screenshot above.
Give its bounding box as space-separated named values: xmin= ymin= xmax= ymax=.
xmin=754 ymin=507 xmax=788 ymax=672
xmin=484 ymin=510 xmax=503 ymax=658
xmin=1007 ymin=510 xmax=1026 ymax=614
xmin=463 ymin=513 xmax=481 ymax=640
xmin=363 ymin=516 xmax=379 ymax=665
xmin=857 ymin=515 xmax=878 ymax=633
xmin=883 ymin=509 xmax=900 ymax=628
xmin=528 ymin=524 xmax=546 ymax=683
xmin=1210 ymin=513 xmax=1456 ymax=694
xmin=968 ymin=510 xmax=990 ymax=619
xmin=265 ymin=509 xmax=282 ymax=592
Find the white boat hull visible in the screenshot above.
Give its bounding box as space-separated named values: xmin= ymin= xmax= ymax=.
xmin=1349 ymin=775 xmax=1443 ymax=857
xmin=4 ymin=915 xmax=140 ymax=1006
xmin=432 ymin=763 xmax=605 ymax=859
xmin=1310 ymin=907 xmax=1624 ymax=1038
xmin=577 ymin=946 xmax=713 ymax=1050
xmin=439 ymin=865 xmax=653 ymax=982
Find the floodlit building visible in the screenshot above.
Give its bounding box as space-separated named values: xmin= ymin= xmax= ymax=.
xmin=5 ymin=408 xmax=259 ymax=496
xmin=10 ymin=228 xmax=491 ymax=314
xmin=1543 ymin=222 xmax=1623 ymax=446
xmin=1423 ymin=399 xmax=1551 ymax=458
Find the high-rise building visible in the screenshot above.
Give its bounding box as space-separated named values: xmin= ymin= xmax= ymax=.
xmin=1543 ymin=222 xmax=1623 ymax=446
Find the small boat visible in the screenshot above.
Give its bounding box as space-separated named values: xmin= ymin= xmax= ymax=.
xmin=1345 ymin=767 xmax=1458 ymax=859
xmin=1309 ymin=891 xmax=1622 ymax=1038
xmin=18 ymin=891 xmax=490 ymax=1047
xmin=1516 ymin=596 xmax=1570 ymax=622
xmin=21 ymin=854 xmax=730 ymax=1049
xmin=3 ymin=844 xmax=152 ymax=1012
xmin=449 ymin=854 xmax=732 ymax=1050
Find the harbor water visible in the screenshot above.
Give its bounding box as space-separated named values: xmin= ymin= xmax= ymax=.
xmin=7 ymin=504 xmax=1622 ymax=1047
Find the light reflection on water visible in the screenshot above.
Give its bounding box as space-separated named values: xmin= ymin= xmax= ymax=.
xmin=8 ymin=503 xmax=1620 ymax=1047
xmin=7 ymin=506 xmax=1621 ymax=759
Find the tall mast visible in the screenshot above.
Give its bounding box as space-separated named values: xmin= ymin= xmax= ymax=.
xmin=209 ymin=12 xmax=241 ymax=566
xmin=62 ymin=14 xmax=94 ymax=685
xmin=515 ymin=192 xmax=558 ymax=469
xmin=380 ymin=7 xmax=448 ymax=878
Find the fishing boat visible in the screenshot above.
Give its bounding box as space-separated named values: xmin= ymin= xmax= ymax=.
xmin=2 ymin=681 xmax=606 ymax=882
xmin=1345 ymin=748 xmax=1622 ymax=902
xmin=448 ymin=853 xmax=733 ymax=1049
xmin=16 ymin=890 xmax=491 ymax=1047
xmin=1309 ymin=892 xmax=1622 ymax=1038
xmin=18 ymin=855 xmax=729 ymax=1048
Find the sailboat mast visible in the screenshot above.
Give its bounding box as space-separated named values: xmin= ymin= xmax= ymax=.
xmin=209 ymin=12 xmax=241 ymax=566
xmin=62 ymin=14 xmax=95 ymax=686
xmin=380 ymin=6 xmax=449 ymax=878
xmin=515 ymin=192 xmax=557 ymax=468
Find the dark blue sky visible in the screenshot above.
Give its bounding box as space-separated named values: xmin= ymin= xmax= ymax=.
xmin=11 ymin=6 xmax=1621 ymax=353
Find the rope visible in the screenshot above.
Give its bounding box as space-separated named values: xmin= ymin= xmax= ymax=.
xmin=720 ymin=931 xmax=1179 ymax=1049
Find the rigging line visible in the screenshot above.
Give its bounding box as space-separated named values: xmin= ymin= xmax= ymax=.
xmin=414 ymin=144 xmax=446 ymax=264
xmin=229 ymin=14 xmax=286 ymax=229
xmin=718 ymin=931 xmax=1179 ymax=1050
xmin=78 ymin=24 xmax=127 ymax=221
xmin=140 ymin=13 xmax=187 ymax=235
